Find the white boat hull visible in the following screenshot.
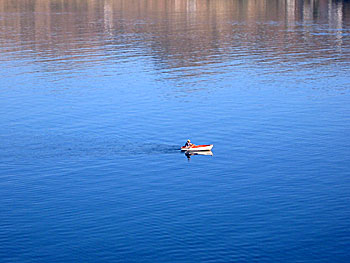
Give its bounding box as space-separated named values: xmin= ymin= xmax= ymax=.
xmin=181 ymin=145 xmax=213 ymax=151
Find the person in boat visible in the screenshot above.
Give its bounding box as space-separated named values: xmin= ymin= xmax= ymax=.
xmin=184 ymin=139 xmax=194 ymax=148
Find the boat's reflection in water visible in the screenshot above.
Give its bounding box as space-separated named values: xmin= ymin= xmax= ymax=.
xmin=185 ymin=150 xmax=213 ymax=161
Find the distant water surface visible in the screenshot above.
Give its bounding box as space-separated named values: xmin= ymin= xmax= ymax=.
xmin=0 ymin=0 xmax=350 ymax=262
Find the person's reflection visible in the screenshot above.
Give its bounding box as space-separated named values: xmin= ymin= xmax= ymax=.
xmin=185 ymin=151 xmax=193 ymax=161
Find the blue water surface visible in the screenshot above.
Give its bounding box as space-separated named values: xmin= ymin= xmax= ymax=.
xmin=1 ymin=0 xmax=350 ymax=262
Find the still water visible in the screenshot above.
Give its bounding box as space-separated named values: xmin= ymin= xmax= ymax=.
xmin=1 ymin=0 xmax=350 ymax=262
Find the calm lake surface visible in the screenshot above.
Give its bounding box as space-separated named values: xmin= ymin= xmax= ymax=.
xmin=1 ymin=0 xmax=350 ymax=262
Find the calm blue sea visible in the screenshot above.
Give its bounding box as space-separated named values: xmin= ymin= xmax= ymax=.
xmin=0 ymin=0 xmax=350 ymax=262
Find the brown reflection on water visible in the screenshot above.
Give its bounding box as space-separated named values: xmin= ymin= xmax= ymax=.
xmin=0 ymin=0 xmax=348 ymax=71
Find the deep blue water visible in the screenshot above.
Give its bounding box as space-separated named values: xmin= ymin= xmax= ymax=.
xmin=1 ymin=0 xmax=350 ymax=262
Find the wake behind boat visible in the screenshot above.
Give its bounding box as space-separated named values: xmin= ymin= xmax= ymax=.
xmin=181 ymin=144 xmax=213 ymax=151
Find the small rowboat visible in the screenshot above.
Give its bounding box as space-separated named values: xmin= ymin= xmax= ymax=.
xmin=181 ymin=144 xmax=213 ymax=151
